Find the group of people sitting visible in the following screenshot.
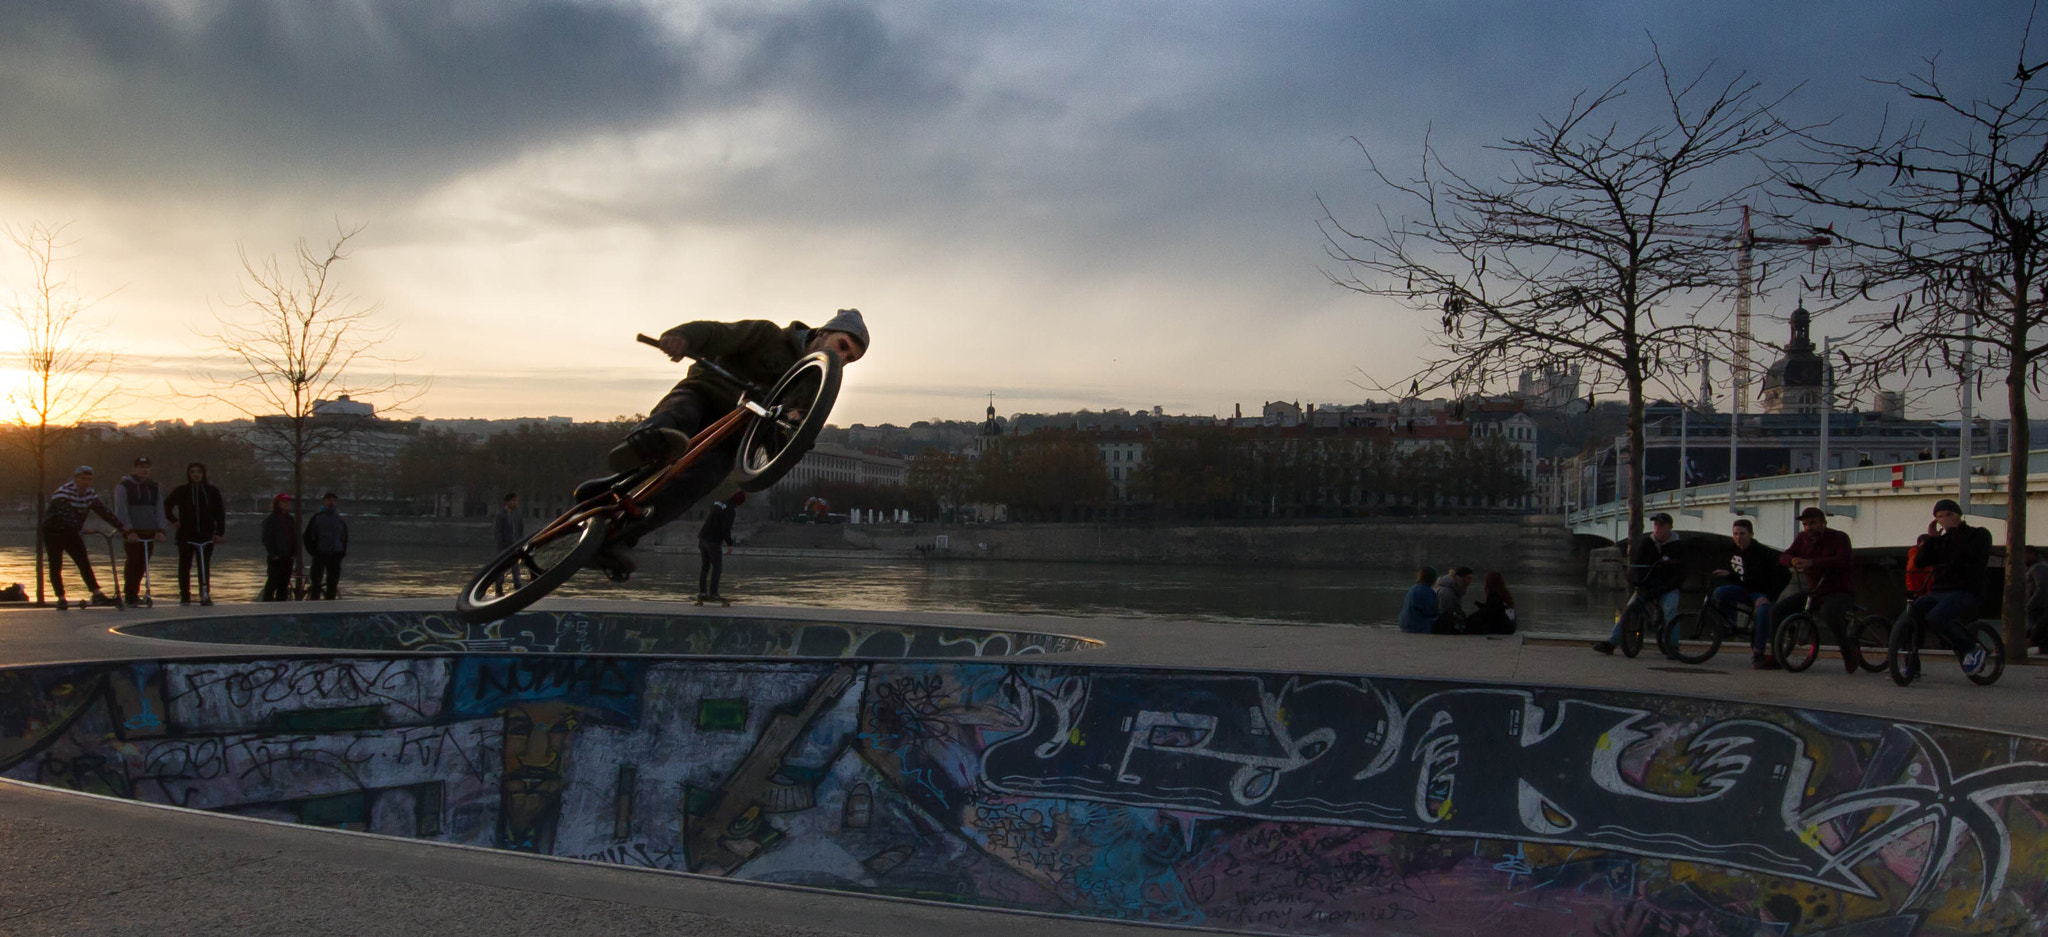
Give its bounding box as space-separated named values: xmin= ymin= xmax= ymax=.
xmin=1593 ymin=500 xmax=1999 ymax=678
xmin=1398 ymin=565 xmax=1518 ymax=635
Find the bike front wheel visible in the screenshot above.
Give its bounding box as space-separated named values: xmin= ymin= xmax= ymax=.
xmin=1887 ymin=619 xmax=1920 ymax=686
xmin=455 ymin=511 xmax=610 ymax=624
xmin=1619 ymin=603 xmax=1649 ymax=659
xmin=1853 ymin=614 xmax=1892 ymax=673
xmin=1665 ymin=611 xmax=1719 ymax=665
xmin=1775 ymin=613 xmax=1822 ymax=673
xmin=735 ymin=351 xmax=843 ymax=492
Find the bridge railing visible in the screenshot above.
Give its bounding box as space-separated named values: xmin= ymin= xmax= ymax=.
xmin=1569 ymin=449 xmax=2041 ymax=526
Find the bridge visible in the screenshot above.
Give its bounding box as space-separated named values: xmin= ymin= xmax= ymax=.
xmin=1568 ymin=449 xmax=2048 ymax=549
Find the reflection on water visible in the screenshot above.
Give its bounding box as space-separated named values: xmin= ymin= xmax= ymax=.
xmin=0 ymin=540 xmax=1617 ymax=634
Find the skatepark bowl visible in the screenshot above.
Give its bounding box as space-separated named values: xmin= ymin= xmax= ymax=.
xmin=7 ymin=608 xmax=2048 ymax=935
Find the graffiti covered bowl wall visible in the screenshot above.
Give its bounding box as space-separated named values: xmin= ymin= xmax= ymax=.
xmin=112 ymin=609 xmax=1103 ymax=658
xmin=5 ymin=653 xmax=2046 ymax=936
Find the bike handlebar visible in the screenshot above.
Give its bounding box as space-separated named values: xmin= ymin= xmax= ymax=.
xmin=636 ymin=333 xmax=760 ymax=394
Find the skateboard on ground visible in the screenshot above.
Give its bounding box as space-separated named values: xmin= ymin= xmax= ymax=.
xmin=693 ymin=594 xmax=735 ymax=607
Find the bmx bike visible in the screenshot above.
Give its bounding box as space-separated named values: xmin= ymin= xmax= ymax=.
xmin=1617 ymin=588 xmax=1685 ymax=659
xmin=1658 ymin=593 xmax=1757 ymax=665
xmin=1887 ymin=608 xmax=2005 ymax=687
xmin=1773 ymin=603 xmax=1891 ymax=673
xmin=454 ymin=335 xmax=842 ymax=623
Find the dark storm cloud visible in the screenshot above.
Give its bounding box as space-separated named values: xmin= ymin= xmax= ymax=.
xmin=0 ymin=0 xmax=959 ymax=193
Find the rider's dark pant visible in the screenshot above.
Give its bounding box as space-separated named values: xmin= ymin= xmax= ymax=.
xmin=177 ymin=541 xmax=214 ymax=601
xmin=698 ymin=538 xmax=724 ymax=597
xmin=43 ymin=530 xmax=99 ymax=597
xmin=1711 ymin=585 xmax=1773 ymax=654
xmin=615 ymin=386 xmax=736 ymax=546
xmin=1899 ymin=590 xmax=1982 ymax=651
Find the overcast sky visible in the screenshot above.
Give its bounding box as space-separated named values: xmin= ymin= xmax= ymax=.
xmin=0 ymin=1 xmax=2025 ymax=426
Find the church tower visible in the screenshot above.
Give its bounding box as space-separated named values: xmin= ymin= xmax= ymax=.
xmin=1761 ymin=305 xmax=1825 ymax=415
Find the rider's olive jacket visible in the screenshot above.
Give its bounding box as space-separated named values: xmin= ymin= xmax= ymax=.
xmin=660 ymin=319 xmax=811 ymax=410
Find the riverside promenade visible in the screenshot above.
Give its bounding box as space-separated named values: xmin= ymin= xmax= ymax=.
xmin=1 ymin=599 xmax=2042 ymax=936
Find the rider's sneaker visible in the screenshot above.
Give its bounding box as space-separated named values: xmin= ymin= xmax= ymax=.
xmin=89 ymin=591 xmax=114 ymax=608
xmin=1900 ymin=651 xmax=1921 ymax=681
xmin=573 ymin=473 xmax=623 ymax=503
xmin=1752 ymin=653 xmax=1780 ymax=670
xmin=593 ymin=544 xmax=637 ymax=583
xmin=54 ymin=597 xmax=67 ymax=611
xmin=179 ymin=598 xmax=193 ymax=606
xmin=200 ymin=596 xmax=214 ymax=607
xmin=1961 ymin=645 xmax=1987 ymax=675
xmin=606 ymin=427 xmax=692 ymax=474
xmin=1590 ymin=641 xmax=1616 ymax=655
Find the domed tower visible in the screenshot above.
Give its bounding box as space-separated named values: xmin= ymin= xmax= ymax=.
xmin=1761 ymin=305 xmax=1825 ymax=414
xmin=976 ymin=395 xmax=1005 ymax=456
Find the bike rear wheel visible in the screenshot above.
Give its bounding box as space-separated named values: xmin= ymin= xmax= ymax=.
xmin=1965 ymin=621 xmax=2006 ymax=686
xmin=1619 ymin=602 xmax=1650 ymax=659
xmin=735 ymin=351 xmax=842 ymax=492
xmin=1853 ymin=614 xmax=1891 ymax=672
xmin=455 ymin=511 xmax=609 ymax=623
xmin=1775 ymin=613 xmax=1822 ymax=673
xmin=1664 ymin=611 xmax=1719 ymax=664
xmin=1887 ymin=619 xmax=1920 ymax=686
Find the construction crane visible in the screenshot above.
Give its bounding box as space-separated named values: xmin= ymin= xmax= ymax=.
xmin=1664 ymin=207 xmax=1833 ymax=415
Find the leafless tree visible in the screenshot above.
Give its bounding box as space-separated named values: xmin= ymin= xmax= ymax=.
xmin=1321 ymin=54 xmax=1803 ymax=540
xmin=193 ymin=225 xmax=423 ymax=595
xmin=1779 ymin=37 xmax=2048 ymax=659
xmin=3 ymin=223 xmax=118 ymax=605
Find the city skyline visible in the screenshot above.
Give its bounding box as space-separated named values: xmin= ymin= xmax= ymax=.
xmin=0 ymin=2 xmax=2031 ymax=427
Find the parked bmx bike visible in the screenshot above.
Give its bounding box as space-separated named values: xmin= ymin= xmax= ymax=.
xmin=453 ymin=335 xmax=841 ymax=623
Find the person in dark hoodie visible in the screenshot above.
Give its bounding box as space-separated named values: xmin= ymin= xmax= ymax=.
xmin=164 ymin=462 xmax=227 ymax=606
xmin=576 ymin=311 xmax=869 ymax=582
xmin=260 ymin=493 xmax=297 ymax=602
xmin=1896 ymin=498 xmax=1996 ymax=679
xmin=1710 ymin=518 xmax=1785 ymax=669
xmin=113 ymin=456 xmax=166 ymax=607
xmin=696 ymin=490 xmax=746 ymax=601
xmin=302 ymin=492 xmax=349 ymax=600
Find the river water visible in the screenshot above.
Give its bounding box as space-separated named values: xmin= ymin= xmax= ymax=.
xmin=0 ymin=539 xmax=1618 ymax=634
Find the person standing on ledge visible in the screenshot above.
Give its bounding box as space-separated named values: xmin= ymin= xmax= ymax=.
xmin=493 ymin=492 xmax=526 ymax=595
xmin=163 ymin=462 xmax=226 ymax=606
xmin=113 ymin=456 xmax=166 ymax=607
xmin=302 ymin=492 xmax=350 ymax=600
xmin=260 ymin=494 xmax=296 ymax=602
xmin=42 ymin=466 xmax=124 ymax=610
xmin=697 ymin=490 xmax=745 ymax=601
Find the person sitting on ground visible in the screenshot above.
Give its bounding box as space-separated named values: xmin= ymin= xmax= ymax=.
xmin=1710 ymin=518 xmax=1783 ymax=669
xmin=576 ymin=310 xmax=869 ymax=581
xmin=1432 ymin=566 xmax=1474 ymax=634
xmin=1773 ymin=506 xmax=1858 ymax=673
xmin=1896 ymin=499 xmax=1996 ymax=680
xmin=698 ymin=490 xmax=745 ymax=601
xmin=1465 ymin=571 xmax=1517 ymax=635
xmin=2027 ymin=545 xmax=2048 ymax=655
xmin=41 ymin=466 xmax=125 ymax=610
xmin=1593 ymin=513 xmax=1683 ymax=654
xmin=1398 ymin=566 xmax=1440 ymax=634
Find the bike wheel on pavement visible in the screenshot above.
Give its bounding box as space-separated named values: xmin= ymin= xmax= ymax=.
xmin=1887 ymin=619 xmax=1921 ymax=686
xmin=1664 ymin=611 xmax=1719 ymax=665
xmin=1853 ymin=614 xmax=1891 ymax=672
xmin=1619 ymin=603 xmax=1646 ymax=659
xmin=1775 ymin=613 xmax=1822 ymax=673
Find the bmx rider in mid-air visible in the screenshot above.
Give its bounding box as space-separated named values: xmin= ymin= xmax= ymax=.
xmin=578 ymin=308 xmax=869 ymax=579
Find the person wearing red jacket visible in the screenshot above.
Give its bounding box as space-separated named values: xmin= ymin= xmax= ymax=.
xmin=1774 ymin=507 xmax=1858 ymax=673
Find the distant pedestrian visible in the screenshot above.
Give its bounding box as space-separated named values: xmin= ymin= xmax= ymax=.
xmin=41 ymin=466 xmax=123 ymax=609
xmin=1465 ymin=571 xmax=1517 ymax=635
xmin=492 ymin=493 xmax=526 ymax=595
xmin=1398 ymin=566 xmax=1439 ymax=634
xmin=113 ymin=457 xmax=166 ymax=606
xmin=164 ymin=462 xmax=226 ymax=606
xmin=260 ymin=494 xmax=297 ymax=602
xmin=302 ymin=492 xmax=349 ymax=600
xmin=697 ymin=490 xmax=745 ymax=600
xmin=1432 ymin=566 xmax=1474 ymax=634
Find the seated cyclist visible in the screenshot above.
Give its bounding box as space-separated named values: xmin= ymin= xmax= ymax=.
xmin=578 ymin=309 xmax=869 ymax=579
xmin=1592 ymin=512 xmax=1683 ymax=655
xmin=1896 ymin=498 xmax=1994 ymax=678
xmin=1711 ymin=517 xmax=1783 ymax=669
xmin=1773 ymin=506 xmax=1857 ymax=673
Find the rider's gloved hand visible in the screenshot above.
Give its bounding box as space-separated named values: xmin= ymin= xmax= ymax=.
xmin=656 ymin=331 xmax=691 ymax=361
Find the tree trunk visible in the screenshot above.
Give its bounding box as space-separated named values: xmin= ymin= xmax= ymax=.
xmin=31 ymin=435 xmax=46 ymax=606
xmin=1625 ymin=368 xmax=1647 ymax=542
xmin=2004 ymin=360 xmax=2031 ymax=661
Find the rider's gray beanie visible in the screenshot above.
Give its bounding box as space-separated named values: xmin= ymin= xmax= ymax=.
xmin=819 ymin=309 xmax=869 ymax=351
